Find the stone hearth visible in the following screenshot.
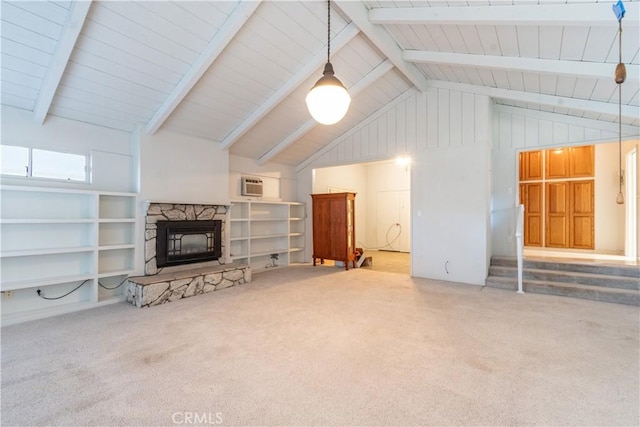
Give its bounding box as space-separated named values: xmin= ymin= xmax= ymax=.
xmin=126 ymin=264 xmax=251 ymax=308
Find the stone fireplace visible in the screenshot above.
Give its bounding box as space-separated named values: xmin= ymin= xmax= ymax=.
xmin=143 ymin=202 xmax=227 ymax=275
xmin=126 ymin=201 xmax=251 ymax=308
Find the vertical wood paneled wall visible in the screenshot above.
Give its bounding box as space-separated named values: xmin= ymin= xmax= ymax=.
xmin=299 ymin=87 xmax=491 ymax=170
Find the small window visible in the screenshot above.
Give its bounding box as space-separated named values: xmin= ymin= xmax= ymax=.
xmin=32 ymin=149 xmax=87 ymax=182
xmin=0 ymin=145 xmax=89 ymax=183
xmin=1 ymin=145 xmax=29 ymax=177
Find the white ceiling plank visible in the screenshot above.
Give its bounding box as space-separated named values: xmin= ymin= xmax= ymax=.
xmin=220 ymin=22 xmax=360 ymax=150
xmin=539 ymin=25 xmax=563 ymax=60
xmin=259 ymin=59 xmax=394 ymax=164
xmin=1 ymin=21 xmax=59 ymax=53
xmin=9 ymin=1 xmax=70 ymax=25
xmin=402 ymin=50 xmax=640 ymax=83
xmin=1 ymin=2 xmax=64 ymax=40
xmin=145 ymin=1 xmax=261 ymax=135
xmin=1 ymin=53 xmax=49 ymax=79
xmin=428 ymin=80 xmax=640 ymax=120
xmin=494 ymin=105 xmax=639 ymax=137
xmin=32 ymin=0 xmax=92 ymax=124
xmin=295 ymin=88 xmax=416 ymax=172
xmin=334 ymin=0 xmax=429 ymax=92
xmin=369 ymin=3 xmax=640 ymax=27
xmin=560 ymin=26 xmax=590 ymax=61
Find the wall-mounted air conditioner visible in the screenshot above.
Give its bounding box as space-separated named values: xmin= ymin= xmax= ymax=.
xmin=241 ymin=177 xmax=263 ymax=197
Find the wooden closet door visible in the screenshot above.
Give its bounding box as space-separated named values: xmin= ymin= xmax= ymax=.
xmin=520 ymin=150 xmax=543 ymax=181
xmin=546 ymin=182 xmax=570 ymax=247
xmin=570 ymin=180 xmax=595 ymax=249
xmin=522 ymin=183 xmax=543 ymax=246
xmin=546 ymin=149 xmax=570 ymax=179
xmin=569 ymin=145 xmax=595 ymax=177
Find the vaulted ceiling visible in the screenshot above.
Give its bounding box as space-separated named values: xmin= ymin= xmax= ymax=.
xmin=2 ymin=1 xmax=639 ymax=167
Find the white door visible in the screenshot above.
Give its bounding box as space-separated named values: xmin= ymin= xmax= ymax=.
xmin=376 ymin=190 xmax=411 ymax=252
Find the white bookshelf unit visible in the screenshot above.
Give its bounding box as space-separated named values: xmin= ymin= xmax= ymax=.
xmin=229 ymin=200 xmax=306 ymax=273
xmin=1 ymin=185 xmax=137 ymax=325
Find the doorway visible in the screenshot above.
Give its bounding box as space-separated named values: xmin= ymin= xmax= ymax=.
xmin=312 ymin=158 xmax=411 ymax=274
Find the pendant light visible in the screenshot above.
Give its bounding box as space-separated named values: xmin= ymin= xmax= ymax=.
xmin=613 ymin=0 xmax=626 ymax=205
xmin=305 ymin=0 xmax=351 ymax=125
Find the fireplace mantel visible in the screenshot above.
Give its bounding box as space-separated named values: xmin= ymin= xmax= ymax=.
xmin=141 ymin=199 xmax=230 ymax=215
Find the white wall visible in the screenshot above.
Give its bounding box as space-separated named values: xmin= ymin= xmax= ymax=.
xmin=229 ymin=154 xmax=298 ymax=202
xmin=412 ymin=143 xmax=490 ymax=285
xmin=1 ymin=106 xmax=133 ymax=192
xmin=595 ymin=141 xmax=637 ymax=253
xmin=138 ymin=128 xmax=228 ymax=204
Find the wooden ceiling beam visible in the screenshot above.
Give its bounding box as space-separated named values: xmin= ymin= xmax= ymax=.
xmin=404 ymin=50 xmax=639 ymax=83
xmin=145 ymin=1 xmax=261 ymax=135
xmin=369 ymin=3 xmax=639 ymax=27
xmin=429 ymin=80 xmax=640 ymax=120
xmin=33 ymin=1 xmax=92 ymax=124
xmin=220 ymin=22 xmax=360 ymax=150
xmin=334 ymin=0 xmax=429 ymax=92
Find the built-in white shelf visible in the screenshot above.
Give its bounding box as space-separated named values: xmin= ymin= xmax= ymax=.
xmin=229 ymin=200 xmax=306 ymax=273
xmin=1 ymin=185 xmax=137 ymax=325
xmin=0 ymin=246 xmax=95 ymax=258
xmin=0 ymin=218 xmax=95 ymax=224
xmin=98 ymin=244 xmax=136 ymax=251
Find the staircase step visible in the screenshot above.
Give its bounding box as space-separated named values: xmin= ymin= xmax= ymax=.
xmin=485 ymin=276 xmax=640 ymax=306
xmin=488 ymin=265 xmax=640 ymax=290
xmin=491 ymin=256 xmax=640 ymax=278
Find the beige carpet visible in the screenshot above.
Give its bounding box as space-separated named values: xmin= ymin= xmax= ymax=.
xmin=1 ymin=265 xmax=638 ymax=426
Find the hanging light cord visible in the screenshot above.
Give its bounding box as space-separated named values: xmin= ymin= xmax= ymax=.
xmin=619 ymin=83 xmax=622 ymax=193
xmin=618 ymin=20 xmax=623 ymax=195
xmin=326 ymin=0 xmax=331 ymax=63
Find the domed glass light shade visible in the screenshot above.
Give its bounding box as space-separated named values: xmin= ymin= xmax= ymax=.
xmin=306 ymin=62 xmax=351 ymax=125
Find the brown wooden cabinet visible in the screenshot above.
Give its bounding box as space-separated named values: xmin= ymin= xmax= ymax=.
xmin=519 ymin=145 xmax=595 ymax=250
xmin=311 ymin=192 xmax=357 ymax=270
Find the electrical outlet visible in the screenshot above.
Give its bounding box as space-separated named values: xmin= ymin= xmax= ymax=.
xmin=2 ymin=290 xmax=13 ymax=299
